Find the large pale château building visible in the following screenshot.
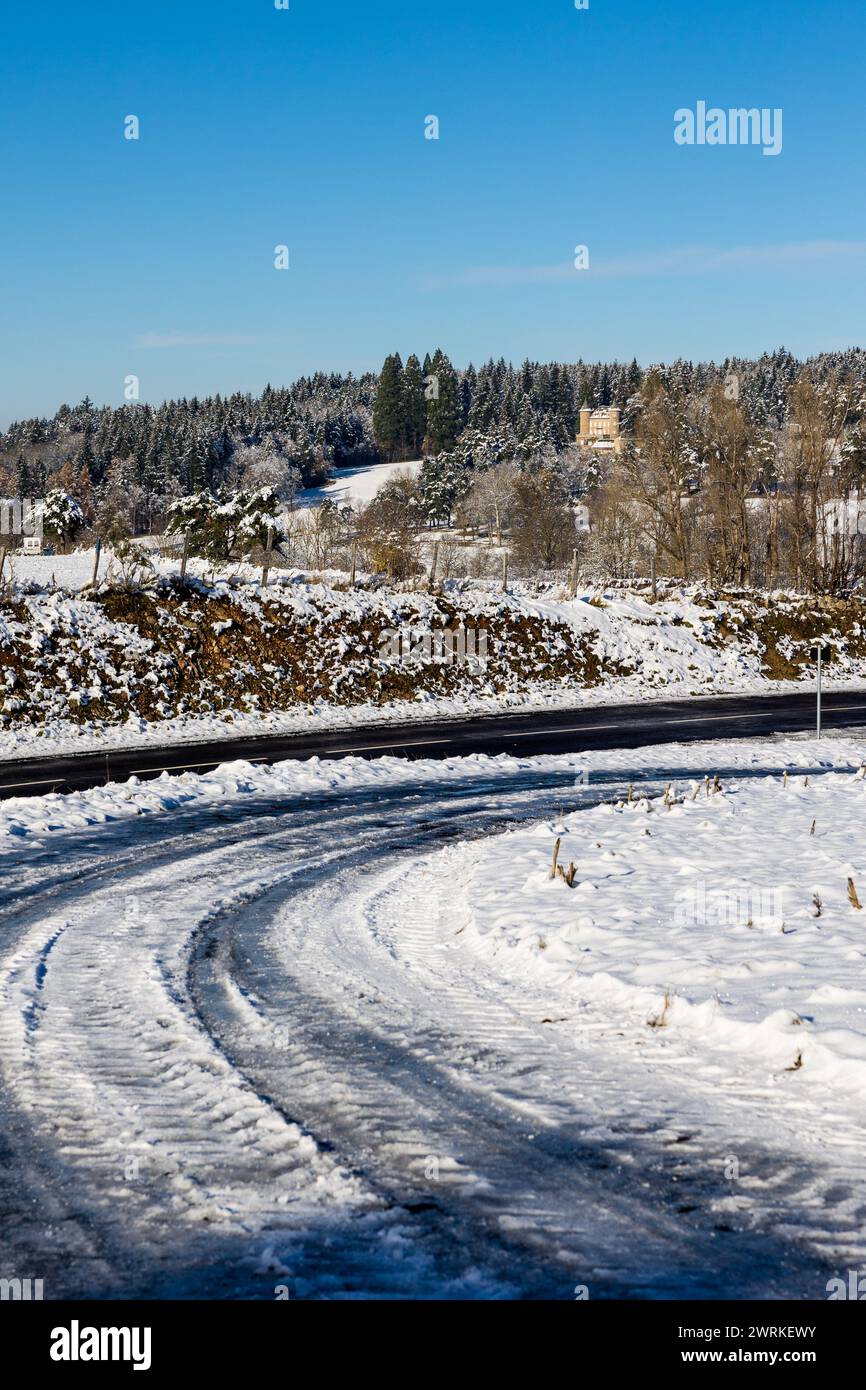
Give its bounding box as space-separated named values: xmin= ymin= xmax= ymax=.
xmin=576 ymin=403 xmax=624 ymax=455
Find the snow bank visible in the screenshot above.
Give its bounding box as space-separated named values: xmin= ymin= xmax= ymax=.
xmin=453 ymin=760 xmax=866 ymax=1102
xmin=0 ymin=729 xmax=861 ymax=840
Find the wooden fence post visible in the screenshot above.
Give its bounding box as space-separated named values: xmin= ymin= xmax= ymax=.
xmin=428 ymin=540 xmax=439 ymax=591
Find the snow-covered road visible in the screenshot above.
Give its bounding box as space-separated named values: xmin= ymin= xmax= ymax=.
xmin=1 ymin=747 xmax=863 ymax=1299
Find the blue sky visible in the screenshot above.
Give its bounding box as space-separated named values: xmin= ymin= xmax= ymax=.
xmin=1 ymin=0 xmax=864 ymax=423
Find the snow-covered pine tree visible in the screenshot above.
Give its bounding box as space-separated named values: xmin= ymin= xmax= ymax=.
xmin=424 ymin=349 xmax=460 ymax=454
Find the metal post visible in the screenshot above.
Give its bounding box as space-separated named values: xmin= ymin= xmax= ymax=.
xmin=91 ymin=537 xmax=102 ymax=587
xmin=817 ymin=646 xmax=822 ymax=740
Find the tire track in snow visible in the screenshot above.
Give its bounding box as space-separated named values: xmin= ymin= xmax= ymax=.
xmin=191 ymin=796 xmax=848 ymax=1298
xmin=0 ymin=767 xmax=856 ymax=1297
xmin=0 ymin=778 xmax=591 ymax=1296
xmin=0 ymin=832 xmax=383 ymax=1296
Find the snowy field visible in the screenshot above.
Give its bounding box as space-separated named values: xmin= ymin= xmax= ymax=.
xmin=294 ymin=457 xmax=422 ymax=510
xmin=458 ymin=764 xmax=866 ymax=1103
xmin=4 ymin=549 xmax=100 ymax=591
xmin=1 ymin=733 xmax=866 ymax=1298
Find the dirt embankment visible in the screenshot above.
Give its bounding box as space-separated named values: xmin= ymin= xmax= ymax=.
xmin=2 ymin=578 xmax=866 ymax=734
xmin=0 ymin=580 xmax=619 ymax=730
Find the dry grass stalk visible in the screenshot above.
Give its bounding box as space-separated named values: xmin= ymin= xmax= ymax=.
xmin=647 ymin=991 xmax=673 ymax=1030
xmin=847 ymin=877 xmax=862 ymax=910
xmin=550 ymin=836 xmax=561 ymax=880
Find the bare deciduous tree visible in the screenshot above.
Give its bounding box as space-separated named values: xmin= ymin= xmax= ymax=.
xmin=621 ymin=371 xmax=695 ymax=579
xmin=459 ymin=460 xmax=519 ymax=545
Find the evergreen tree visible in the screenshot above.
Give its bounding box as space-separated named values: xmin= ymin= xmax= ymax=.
xmin=418 ymin=453 xmax=471 ymax=525
xmin=515 ymin=392 xmax=535 ymax=441
xmin=77 ymin=431 xmax=97 ymax=484
xmin=469 ymin=374 xmax=496 ymax=430
xmin=373 ymin=352 xmax=405 ymax=460
xmin=554 ymin=364 xmax=576 ymax=436
xmin=425 ymin=349 xmax=460 ymax=453
xmin=15 ymin=454 xmax=31 ymax=497
xmin=460 ymin=363 xmax=477 ymax=428
xmin=402 ymin=354 xmax=426 ymax=458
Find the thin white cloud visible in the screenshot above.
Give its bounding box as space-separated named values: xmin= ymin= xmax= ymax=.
xmin=424 ymin=240 xmax=866 ymax=288
xmin=133 ymin=331 xmax=266 ymax=350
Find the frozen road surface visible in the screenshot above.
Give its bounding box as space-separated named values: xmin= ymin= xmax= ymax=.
xmin=1 ymin=744 xmax=863 ymax=1299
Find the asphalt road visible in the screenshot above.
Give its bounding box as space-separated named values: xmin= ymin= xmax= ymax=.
xmin=2 ymin=758 xmax=839 ymax=1298
xmin=1 ymin=688 xmax=865 ymax=798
